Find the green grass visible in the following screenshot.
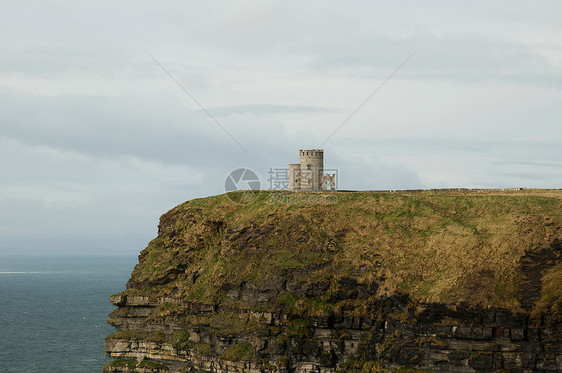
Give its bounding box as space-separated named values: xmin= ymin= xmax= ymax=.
xmin=193 ymin=342 xmax=212 ymax=355
xmin=277 ymin=293 xmax=333 ymax=317
xmin=180 ymin=311 xmax=268 ymax=337
xmin=222 ymin=343 xmax=254 ymax=362
xmin=138 ymin=359 xmax=169 ymax=370
xmin=107 ymin=358 xmax=137 ymax=368
xmin=106 ymin=330 xmax=167 ymax=343
xmin=172 ymin=330 xmax=191 ymax=350
xmin=284 ymin=319 xmax=312 ymax=338
xmin=532 ymin=262 xmax=562 ymax=322
xmin=106 ymin=330 xmax=149 ymax=341
xmin=106 ymin=358 xmax=169 ymax=371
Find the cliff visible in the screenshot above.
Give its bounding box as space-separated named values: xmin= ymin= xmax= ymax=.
xmin=105 ymin=190 xmax=562 ymax=373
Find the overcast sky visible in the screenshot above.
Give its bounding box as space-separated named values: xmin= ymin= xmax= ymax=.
xmin=1 ymin=1 xmax=561 ymax=255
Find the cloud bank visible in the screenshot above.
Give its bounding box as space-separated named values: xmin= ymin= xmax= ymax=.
xmin=1 ymin=0 xmax=561 ymax=254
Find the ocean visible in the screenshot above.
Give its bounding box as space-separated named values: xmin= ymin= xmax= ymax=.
xmin=0 ymin=255 xmax=138 ymax=372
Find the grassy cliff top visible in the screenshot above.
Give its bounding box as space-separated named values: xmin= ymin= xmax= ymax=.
xmin=123 ymin=189 xmax=562 ymax=319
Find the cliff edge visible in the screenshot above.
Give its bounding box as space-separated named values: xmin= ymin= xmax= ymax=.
xmin=105 ymin=190 xmax=562 ymax=373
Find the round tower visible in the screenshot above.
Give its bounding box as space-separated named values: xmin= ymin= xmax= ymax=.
xmin=288 ymin=163 xmax=300 ymax=191
xmin=299 ymin=149 xmax=324 ymax=191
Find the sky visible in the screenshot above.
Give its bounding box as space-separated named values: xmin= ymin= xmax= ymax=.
xmin=1 ymin=0 xmax=561 ymax=255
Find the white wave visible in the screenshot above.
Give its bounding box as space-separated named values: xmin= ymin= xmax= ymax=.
xmin=0 ymin=271 xmax=75 ymax=274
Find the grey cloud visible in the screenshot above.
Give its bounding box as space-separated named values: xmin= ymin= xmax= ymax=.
xmin=0 ymin=90 xmax=349 ymax=175
xmin=326 ymin=135 xmax=561 ymax=188
xmin=0 ymin=93 xmax=254 ymax=167
xmin=494 ymin=160 xmax=562 ymax=168
xmin=1 ymin=0 xmax=561 ymax=255
xmin=494 ymin=169 xmax=562 ymax=184
xmin=0 ymin=47 xmax=130 ymax=75
xmin=335 ymin=157 xmax=425 ymax=190
xmin=330 ymin=136 xmax=560 ymax=156
xmin=300 ymin=34 xmax=562 ymax=88
xmin=207 ymin=104 xmax=340 ymax=117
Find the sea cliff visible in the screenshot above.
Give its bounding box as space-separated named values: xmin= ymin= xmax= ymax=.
xmin=105 ymin=190 xmax=562 ymax=372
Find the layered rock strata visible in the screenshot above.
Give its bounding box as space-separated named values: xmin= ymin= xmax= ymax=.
xmin=105 ymin=190 xmax=562 ymax=372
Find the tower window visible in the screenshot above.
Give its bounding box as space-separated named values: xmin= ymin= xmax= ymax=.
xmin=307 ymin=164 xmax=311 ymax=170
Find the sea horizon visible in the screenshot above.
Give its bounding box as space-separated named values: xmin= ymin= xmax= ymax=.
xmin=0 ymin=254 xmax=138 ymax=372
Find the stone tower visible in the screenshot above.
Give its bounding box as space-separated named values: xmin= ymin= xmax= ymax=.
xmin=289 ymin=149 xmax=335 ymax=191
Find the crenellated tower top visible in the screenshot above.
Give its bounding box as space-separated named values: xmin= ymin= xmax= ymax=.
xmin=299 ymin=149 xmax=324 ymax=157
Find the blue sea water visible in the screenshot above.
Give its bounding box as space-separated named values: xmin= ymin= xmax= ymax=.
xmin=0 ymin=256 xmax=137 ymax=372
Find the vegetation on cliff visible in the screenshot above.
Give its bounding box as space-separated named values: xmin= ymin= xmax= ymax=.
xmin=106 ymin=189 xmax=562 ymax=372
xmin=122 ymin=189 xmax=561 ymax=320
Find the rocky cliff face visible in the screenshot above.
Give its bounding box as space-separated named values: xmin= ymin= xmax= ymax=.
xmin=105 ymin=190 xmax=562 ymax=373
